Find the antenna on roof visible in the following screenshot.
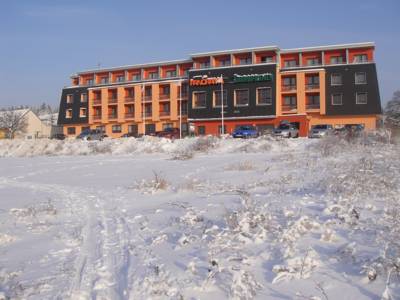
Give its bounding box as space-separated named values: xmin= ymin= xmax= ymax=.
xmin=97 ymin=62 xmax=101 ymax=69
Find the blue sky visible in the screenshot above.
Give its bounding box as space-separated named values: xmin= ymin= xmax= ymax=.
xmin=0 ymin=0 xmax=399 ymax=108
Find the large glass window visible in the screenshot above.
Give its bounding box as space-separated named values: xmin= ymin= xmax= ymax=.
xmin=283 ymin=95 xmax=297 ymax=106
xmin=193 ymin=91 xmax=206 ymax=108
xmin=257 ymin=87 xmax=272 ymax=105
xmin=284 ymin=60 xmax=297 ymax=68
xmin=355 ymin=72 xmax=367 ymax=84
xmin=330 ymin=56 xmax=344 ymax=64
xmin=331 ymin=73 xmax=342 ymax=86
xmin=112 ymin=125 xmax=122 ymax=133
xmin=307 ymin=58 xmax=320 ymax=66
xmin=353 ymin=54 xmax=368 ymax=63
xmin=356 ymin=92 xmax=367 ymax=104
xmin=234 ymin=89 xmax=249 ymax=106
xmin=331 ymin=93 xmax=343 ymax=105
xmin=213 ymin=90 xmax=227 ymax=107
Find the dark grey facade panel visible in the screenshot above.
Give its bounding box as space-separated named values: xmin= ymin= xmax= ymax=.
xmin=188 ymin=64 xmax=276 ymax=120
xmin=57 ymin=87 xmax=89 ymax=125
xmin=324 ymin=64 xmax=381 ymax=115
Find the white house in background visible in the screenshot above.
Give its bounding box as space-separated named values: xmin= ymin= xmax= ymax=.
xmin=0 ymin=109 xmax=53 ymax=139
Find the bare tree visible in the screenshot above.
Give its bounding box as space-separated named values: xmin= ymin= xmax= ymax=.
xmin=385 ymin=90 xmax=400 ymax=126
xmin=0 ymin=110 xmax=28 ymax=139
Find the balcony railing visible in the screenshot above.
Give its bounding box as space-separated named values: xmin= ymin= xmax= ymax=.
xmin=143 ymin=95 xmax=152 ymax=102
xmin=125 ymin=97 xmax=135 ymax=103
xmin=159 ymin=111 xmax=170 ymax=117
xmin=125 ymin=112 xmax=135 ymax=118
xmin=282 ymin=105 xmax=297 ymax=112
xmin=144 ymin=111 xmax=152 ymax=117
xmin=108 ymin=97 xmax=118 ymax=104
xmin=306 ymin=104 xmax=320 ymax=110
xmin=306 ymin=84 xmax=320 ymax=90
xmin=282 ymin=85 xmax=297 ymax=91
xmin=93 ymin=99 xmax=102 ymax=105
xmin=159 ymin=94 xmax=170 ymax=100
xmin=108 ymin=113 xmax=118 ymax=119
xmin=93 ymin=115 xmax=101 ymax=120
xmin=180 ymin=110 xmax=188 ymax=116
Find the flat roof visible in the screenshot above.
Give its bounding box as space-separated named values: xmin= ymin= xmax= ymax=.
xmin=74 ymin=58 xmax=193 ymax=76
xmin=280 ymin=42 xmax=375 ymax=53
xmin=190 ymin=45 xmax=279 ymax=58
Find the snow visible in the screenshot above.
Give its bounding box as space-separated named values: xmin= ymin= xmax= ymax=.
xmin=0 ymin=135 xmax=399 ymax=299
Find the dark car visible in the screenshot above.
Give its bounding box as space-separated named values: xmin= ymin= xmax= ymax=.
xmin=155 ymin=128 xmax=180 ymax=139
xmin=50 ymin=133 xmax=66 ymax=140
xmin=120 ymin=132 xmax=137 ymax=138
xmin=232 ymin=125 xmax=259 ymax=138
xmin=76 ymin=129 xmax=105 ymax=141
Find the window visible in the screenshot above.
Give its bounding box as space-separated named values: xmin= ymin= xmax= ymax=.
xmin=128 ymin=124 xmax=138 ymax=134
xmin=283 ymin=95 xmax=297 ymax=106
xmin=284 ymin=60 xmax=297 ymax=68
xmin=80 ymin=108 xmax=87 ymax=117
xmin=112 ymin=125 xmax=122 ymax=133
xmin=116 ymin=75 xmax=125 ymax=82
xmin=145 ymin=86 xmax=152 ymax=97
xmin=183 ymin=69 xmax=190 ymax=77
xmin=282 ymin=77 xmax=296 ymax=90
xmin=148 ymin=72 xmax=159 ymax=79
xmin=81 ymin=93 xmax=88 ymax=103
xmin=356 ymin=92 xmax=367 ymax=104
xmin=86 ymin=79 xmax=94 ymax=86
xmin=331 ymin=93 xmax=343 ymax=105
xmin=331 ymin=73 xmax=342 ymax=86
xmin=108 ymin=89 xmax=117 ymax=100
xmin=67 ymin=127 xmax=75 ymax=134
xmin=234 ymin=89 xmax=249 ymax=106
xmin=306 ymin=75 xmax=319 ymax=89
xmin=160 ymin=103 xmax=170 ymax=116
xmin=93 ymin=91 xmax=101 ymax=101
xmin=220 ymin=59 xmax=231 ymax=66
xmin=100 ymin=77 xmax=109 ymax=84
xmin=125 ymin=88 xmax=135 ymax=99
xmin=161 ymin=85 xmax=170 ymax=95
xmin=261 ymin=56 xmax=273 ymax=63
xmin=199 ymin=62 xmax=210 ymax=69
xmin=239 ymin=57 xmax=252 ymax=65
xmin=213 ymin=90 xmax=227 ymax=107
xmin=193 ymin=91 xmax=206 ymax=108
xmin=307 ymin=58 xmax=320 ymax=66
xmin=96 ymin=126 xmax=105 ymax=133
xmin=198 ymin=126 xmax=206 ymax=135
xmin=355 ymin=72 xmax=367 ymax=84
xmin=330 ymin=56 xmax=344 ymax=64
xmin=66 ymin=109 xmax=73 ymax=118
xmin=165 ymin=70 xmax=177 ymax=78
xmin=353 ymin=54 xmax=368 ymax=63
xmin=256 ymin=87 xmax=272 ymax=105
xmin=163 ymin=123 xmax=173 ymax=130
xmin=132 ymin=74 xmax=141 ymax=81
xmin=306 ymin=94 xmax=320 ymax=109
xmin=145 ymin=124 xmax=156 ymax=134
xmin=66 ymin=94 xmax=74 ymax=104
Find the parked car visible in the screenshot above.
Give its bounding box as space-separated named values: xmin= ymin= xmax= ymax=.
xmin=273 ymin=122 xmax=299 ymax=138
xmin=50 ymin=133 xmax=66 ymax=140
xmin=155 ymin=127 xmax=180 ymax=139
xmin=76 ymin=129 xmax=105 ymax=141
xmin=232 ymin=125 xmax=259 ymax=138
xmin=308 ymin=124 xmax=333 ymax=138
xmin=120 ymin=132 xmax=137 ymax=138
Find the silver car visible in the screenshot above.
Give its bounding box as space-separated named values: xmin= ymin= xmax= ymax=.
xmin=308 ymin=124 xmax=333 ymax=138
xmin=273 ymin=123 xmax=299 ymax=138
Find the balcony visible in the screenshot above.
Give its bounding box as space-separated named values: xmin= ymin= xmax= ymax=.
xmin=125 ymin=112 xmax=135 ymax=119
xmin=282 ymin=105 xmax=297 ymax=113
xmin=282 ymin=85 xmax=297 ymax=92
xmin=93 ymin=115 xmax=102 ymax=121
xmin=143 ymin=95 xmax=152 ymax=102
xmin=108 ymin=113 xmax=118 ymax=119
xmin=180 ymin=110 xmax=188 ymax=116
xmin=306 ymin=84 xmax=320 ymax=90
xmin=159 ymin=94 xmax=170 ymax=101
xmin=108 ymin=97 xmax=118 ymax=104
xmin=125 ymin=97 xmax=135 ymax=103
xmin=159 ymin=111 xmax=170 ymax=117
xmin=144 ymin=111 xmax=152 ymax=118
xmin=306 ymin=103 xmax=320 ymax=110
xmin=93 ymin=99 xmax=102 ymax=105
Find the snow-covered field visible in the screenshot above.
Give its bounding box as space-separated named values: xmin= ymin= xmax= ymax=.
xmin=0 ymin=136 xmax=399 ymax=299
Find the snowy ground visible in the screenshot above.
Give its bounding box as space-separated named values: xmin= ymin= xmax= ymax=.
xmin=0 ymin=135 xmax=399 ymax=300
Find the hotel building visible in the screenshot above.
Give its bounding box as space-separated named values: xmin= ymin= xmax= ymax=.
xmin=58 ymin=42 xmax=381 ymax=137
